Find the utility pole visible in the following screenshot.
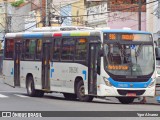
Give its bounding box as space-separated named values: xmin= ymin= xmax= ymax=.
xmin=45 ymin=0 xmax=52 ymax=26
xmin=138 ymin=0 xmax=142 ymax=31
xmin=4 ymin=0 xmax=8 ymax=33
xmin=45 ymin=0 xmax=48 ymax=26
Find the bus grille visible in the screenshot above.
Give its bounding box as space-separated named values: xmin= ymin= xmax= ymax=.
xmin=117 ymin=90 xmax=145 ymax=96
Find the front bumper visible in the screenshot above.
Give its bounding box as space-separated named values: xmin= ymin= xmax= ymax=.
xmin=98 ymin=84 xmax=155 ymax=97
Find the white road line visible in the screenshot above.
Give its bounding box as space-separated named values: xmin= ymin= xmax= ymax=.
xmin=0 ymin=94 xmax=8 ymax=98
xmin=14 ymin=94 xmax=29 ymax=98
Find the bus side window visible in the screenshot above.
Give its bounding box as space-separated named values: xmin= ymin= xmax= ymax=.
xmin=53 ymin=39 xmax=61 ymax=61
xmin=75 ymin=38 xmax=87 ymax=61
xmin=36 ymin=39 xmax=42 ymax=60
xmin=61 ymin=38 xmax=75 ymax=61
xmin=24 ymin=39 xmax=36 ymax=60
xmin=5 ymin=39 xmax=14 ymax=59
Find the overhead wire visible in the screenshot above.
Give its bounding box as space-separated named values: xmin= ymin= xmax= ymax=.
xmin=18 ymin=0 xmax=159 ymax=31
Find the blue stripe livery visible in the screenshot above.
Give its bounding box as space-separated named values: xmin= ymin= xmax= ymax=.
xmin=82 ymin=70 xmax=87 ymax=80
xmin=62 ymin=33 xmax=70 ymax=37
xmin=23 ymin=33 xmax=43 ymax=38
xmin=11 ymin=68 xmax=14 ymax=75
xmin=50 ymin=62 xmax=54 ymax=78
xmin=108 ymin=77 xmax=152 ymax=88
xmin=102 ymin=29 xmax=151 ymax=34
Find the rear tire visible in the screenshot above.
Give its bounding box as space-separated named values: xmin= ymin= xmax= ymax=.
xmin=76 ymin=80 xmax=94 ymax=102
xmin=63 ymin=93 xmax=77 ymax=100
xmin=26 ymin=76 xmax=44 ymax=97
xmin=117 ymin=97 xmax=135 ymax=104
xmin=36 ymin=90 xmax=44 ymax=97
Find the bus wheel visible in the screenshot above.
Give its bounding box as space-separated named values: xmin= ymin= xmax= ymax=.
xmin=117 ymin=97 xmax=135 ymax=104
xmin=76 ymin=80 xmax=94 ymax=102
xmin=26 ymin=76 xmax=42 ymax=97
xmin=63 ymin=93 xmax=77 ymax=100
xmin=36 ymin=90 xmax=44 ymax=97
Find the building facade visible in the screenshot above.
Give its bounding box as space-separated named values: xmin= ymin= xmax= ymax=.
xmin=71 ymin=0 xmax=86 ymax=26
xmin=146 ymin=0 xmax=160 ymax=41
xmin=86 ymin=0 xmax=146 ymax=30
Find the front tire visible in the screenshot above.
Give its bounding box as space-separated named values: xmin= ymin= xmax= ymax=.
xmin=117 ymin=97 xmax=135 ymax=104
xmin=26 ymin=76 xmax=44 ymax=97
xmin=76 ymin=80 xmax=94 ymax=102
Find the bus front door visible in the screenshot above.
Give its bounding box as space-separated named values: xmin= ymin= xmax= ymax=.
xmin=42 ymin=43 xmax=51 ymax=90
xmin=14 ymin=42 xmax=22 ymax=87
xmin=88 ymin=43 xmax=99 ymax=95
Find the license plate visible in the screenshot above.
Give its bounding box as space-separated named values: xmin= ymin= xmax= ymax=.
xmin=126 ymin=93 xmax=136 ymax=97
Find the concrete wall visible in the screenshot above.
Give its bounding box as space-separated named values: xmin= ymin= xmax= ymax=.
xmin=10 ymin=3 xmax=31 ymax=32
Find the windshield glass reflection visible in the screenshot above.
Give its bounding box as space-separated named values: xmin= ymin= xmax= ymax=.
xmin=104 ymin=43 xmax=154 ymax=76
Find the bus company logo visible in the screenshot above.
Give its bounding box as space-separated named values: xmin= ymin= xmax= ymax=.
xmin=2 ymin=112 xmax=11 ymax=117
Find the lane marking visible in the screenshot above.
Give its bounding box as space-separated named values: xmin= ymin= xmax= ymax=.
xmin=14 ymin=94 xmax=29 ymax=98
xmin=0 ymin=94 xmax=8 ymax=98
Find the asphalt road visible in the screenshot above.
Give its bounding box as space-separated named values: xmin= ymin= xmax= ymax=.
xmin=0 ymin=77 xmax=160 ymax=120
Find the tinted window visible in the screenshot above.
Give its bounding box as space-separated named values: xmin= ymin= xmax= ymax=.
xmin=36 ymin=39 xmax=42 ymax=59
xmin=61 ymin=38 xmax=75 ymax=60
xmin=24 ymin=39 xmax=36 ymax=59
xmin=53 ymin=39 xmax=61 ymax=60
xmin=75 ymin=38 xmax=87 ymax=60
xmin=5 ymin=39 xmax=14 ymax=59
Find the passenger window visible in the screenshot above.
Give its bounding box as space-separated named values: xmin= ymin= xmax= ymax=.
xmin=75 ymin=38 xmax=87 ymax=60
xmin=61 ymin=38 xmax=75 ymax=60
xmin=24 ymin=39 xmax=36 ymax=59
xmin=36 ymin=39 xmax=42 ymax=60
xmin=53 ymin=39 xmax=61 ymax=60
xmin=5 ymin=39 xmax=14 ymax=59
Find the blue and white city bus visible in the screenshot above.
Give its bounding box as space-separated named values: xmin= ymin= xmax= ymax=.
xmin=2 ymin=28 xmax=156 ymax=104
xmin=100 ymin=29 xmax=156 ymax=103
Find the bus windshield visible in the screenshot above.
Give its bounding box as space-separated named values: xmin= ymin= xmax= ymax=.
xmin=104 ymin=40 xmax=154 ymax=77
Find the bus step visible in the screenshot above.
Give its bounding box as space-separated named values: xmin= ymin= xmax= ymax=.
xmin=42 ymin=89 xmax=52 ymax=93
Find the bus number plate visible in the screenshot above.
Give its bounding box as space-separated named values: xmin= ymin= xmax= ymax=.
xmin=126 ymin=93 xmax=136 ymax=97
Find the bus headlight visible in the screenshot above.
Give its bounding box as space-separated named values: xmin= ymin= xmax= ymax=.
xmin=103 ymin=77 xmax=112 ymax=86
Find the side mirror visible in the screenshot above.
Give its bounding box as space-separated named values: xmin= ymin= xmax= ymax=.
xmin=155 ymin=47 xmax=160 ymax=60
xmin=98 ymin=49 xmax=104 ymax=57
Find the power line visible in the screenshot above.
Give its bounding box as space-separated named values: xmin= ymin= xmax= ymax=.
xmin=56 ymin=1 xmax=158 ymax=26
xmin=106 ymin=1 xmax=158 ymax=23
xmin=56 ymin=0 xmax=158 ymax=18
xmin=19 ymin=0 xmax=159 ymax=31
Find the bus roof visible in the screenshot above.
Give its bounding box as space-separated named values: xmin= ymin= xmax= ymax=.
xmin=101 ymin=29 xmax=151 ymax=34
xmin=31 ymin=26 xmax=94 ymax=32
xmin=5 ymin=28 xmax=152 ymax=39
xmin=5 ymin=30 xmax=100 ymax=39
